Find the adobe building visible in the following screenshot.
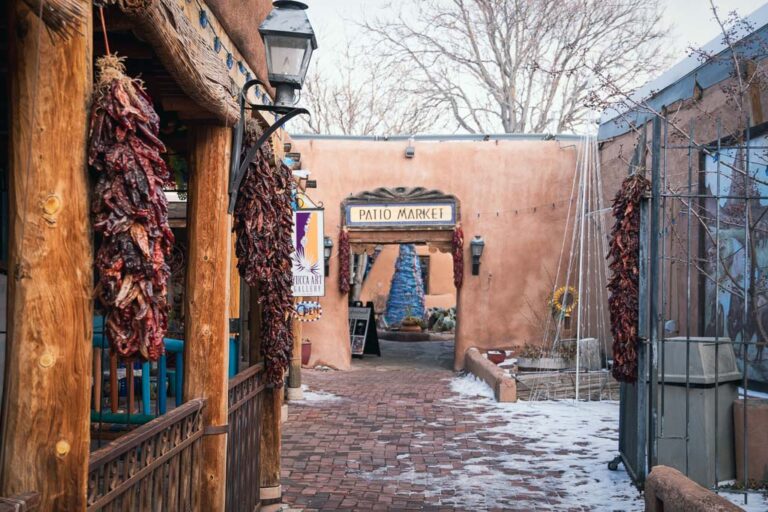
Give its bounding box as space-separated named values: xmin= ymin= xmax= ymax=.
xmin=292 ymin=134 xmax=582 ymax=370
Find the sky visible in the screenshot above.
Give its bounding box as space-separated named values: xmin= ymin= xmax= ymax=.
xmin=302 ymin=0 xmax=768 ymax=66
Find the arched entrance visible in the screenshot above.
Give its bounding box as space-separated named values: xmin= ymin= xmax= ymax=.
xmin=341 ymin=187 xmax=462 ymax=366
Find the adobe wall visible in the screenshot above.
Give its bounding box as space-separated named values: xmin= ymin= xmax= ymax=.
xmin=294 ymin=137 xmax=579 ymax=370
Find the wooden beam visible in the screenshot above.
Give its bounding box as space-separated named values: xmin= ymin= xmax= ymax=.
xmin=348 ymin=229 xmax=454 ymax=246
xmin=183 ymin=125 xmax=233 ymax=512
xmin=120 ymin=0 xmax=240 ymax=123
xmin=286 ymin=299 xmax=303 ymax=399
xmin=1 ymin=2 xmax=93 ymax=508
xmin=248 ymin=284 xmax=263 ymax=366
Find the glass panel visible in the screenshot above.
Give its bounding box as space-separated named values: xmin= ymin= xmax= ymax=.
xmin=266 ymin=35 xmax=309 ymax=78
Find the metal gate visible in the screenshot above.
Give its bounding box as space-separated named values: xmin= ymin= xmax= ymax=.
xmin=615 ymin=114 xmax=767 ymax=505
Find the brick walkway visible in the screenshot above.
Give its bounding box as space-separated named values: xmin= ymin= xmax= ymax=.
xmin=280 ymin=341 xmax=641 ymax=511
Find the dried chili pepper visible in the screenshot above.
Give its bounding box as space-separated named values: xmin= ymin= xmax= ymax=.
xmin=338 ymin=228 xmax=351 ymax=294
xmin=607 ymin=173 xmax=650 ymax=382
xmin=233 ymin=126 xmax=294 ymax=386
xmin=89 ymin=55 xmax=174 ymax=361
xmin=453 ymin=224 xmax=464 ymax=289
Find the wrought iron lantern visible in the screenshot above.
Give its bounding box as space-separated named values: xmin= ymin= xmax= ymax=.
xmin=228 ymin=0 xmax=317 ymax=212
xmin=323 ymin=236 xmax=333 ymax=276
xmin=470 ymin=235 xmax=485 ymax=276
xmin=260 ymin=1 xmax=317 ymax=107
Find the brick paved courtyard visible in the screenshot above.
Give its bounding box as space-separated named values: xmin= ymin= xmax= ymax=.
xmin=281 ymin=341 xmax=645 ymax=511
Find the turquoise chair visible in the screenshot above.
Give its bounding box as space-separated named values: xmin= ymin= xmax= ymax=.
xmin=92 ymin=317 xmax=239 ymax=425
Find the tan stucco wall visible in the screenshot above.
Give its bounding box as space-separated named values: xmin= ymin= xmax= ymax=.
xmin=295 ymin=138 xmax=579 ymax=370
xmin=359 ymin=244 xmax=456 ymax=313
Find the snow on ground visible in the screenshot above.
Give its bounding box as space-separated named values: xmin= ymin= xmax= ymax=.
xmin=449 ymin=374 xmax=768 ymax=511
xmin=295 ymin=384 xmax=344 ymax=404
xmin=446 ymin=374 xmax=643 ymax=510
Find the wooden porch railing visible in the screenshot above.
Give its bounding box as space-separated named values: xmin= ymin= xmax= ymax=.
xmin=0 ymin=492 xmax=40 ymax=512
xmin=225 ymin=363 xmax=266 ymax=512
xmin=87 ymin=399 xmax=205 ymax=511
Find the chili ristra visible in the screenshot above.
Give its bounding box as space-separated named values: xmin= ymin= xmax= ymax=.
xmin=233 ymin=127 xmax=294 ymax=386
xmin=452 ymin=225 xmax=464 ymax=289
xmin=89 ymin=56 xmax=174 ymax=361
xmin=607 ymin=173 xmax=650 ymax=382
xmin=338 ymin=228 xmax=351 ymax=294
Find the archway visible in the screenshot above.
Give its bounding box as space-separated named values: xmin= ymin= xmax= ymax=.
xmin=341 ymin=187 xmax=462 ymax=367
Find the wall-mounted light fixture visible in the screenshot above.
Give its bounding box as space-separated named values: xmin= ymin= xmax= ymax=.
xmin=470 ymin=235 xmax=485 ymax=276
xmin=228 ymin=1 xmax=317 ymax=213
xmin=323 ymin=236 xmax=334 ymax=276
xmin=405 ymin=136 xmax=415 ymax=158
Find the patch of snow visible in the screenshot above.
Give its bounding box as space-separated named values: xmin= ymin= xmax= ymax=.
xmin=717 ymin=491 xmax=768 ymax=512
xmin=738 ymin=387 xmax=768 ymax=400
xmin=296 ymin=384 xmax=343 ymax=404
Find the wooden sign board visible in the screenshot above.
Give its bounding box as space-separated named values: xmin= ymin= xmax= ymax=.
xmin=346 ymin=202 xmax=455 ymax=228
xmin=349 ymin=303 xmax=381 ymax=357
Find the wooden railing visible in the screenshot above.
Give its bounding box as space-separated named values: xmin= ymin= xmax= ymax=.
xmin=226 ymin=363 xmax=266 ymax=512
xmin=87 ymin=399 xmax=205 ymax=511
xmin=0 ymin=492 xmax=40 ymax=512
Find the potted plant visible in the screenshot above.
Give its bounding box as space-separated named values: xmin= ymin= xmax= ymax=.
xmin=301 ymin=338 xmax=312 ymax=366
xmin=516 ymin=343 xmax=570 ymax=371
xmin=486 ymin=350 xmax=506 ymax=365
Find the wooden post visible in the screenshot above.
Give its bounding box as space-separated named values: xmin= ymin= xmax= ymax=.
xmin=286 ymin=298 xmax=303 ymax=400
xmin=0 ymin=2 xmax=93 ymax=508
xmin=249 ymin=285 xmax=283 ymax=504
xmin=183 ymin=125 xmax=232 ymax=512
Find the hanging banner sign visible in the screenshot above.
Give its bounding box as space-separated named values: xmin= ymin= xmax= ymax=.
xmin=291 ymin=208 xmax=325 ymax=297
xmin=294 ymin=301 xmax=323 ymax=322
xmin=345 ymin=202 xmax=456 ymax=228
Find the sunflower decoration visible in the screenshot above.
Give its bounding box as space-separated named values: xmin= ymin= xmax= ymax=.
xmin=550 ymin=286 xmax=578 ymax=318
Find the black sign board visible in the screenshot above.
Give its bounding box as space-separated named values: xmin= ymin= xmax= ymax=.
xmin=349 ymin=302 xmax=381 ymax=358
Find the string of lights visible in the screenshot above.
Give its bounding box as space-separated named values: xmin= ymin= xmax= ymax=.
xmin=473 ymin=198 xmax=573 ymax=219
xmin=189 ymin=0 xmax=273 ymax=106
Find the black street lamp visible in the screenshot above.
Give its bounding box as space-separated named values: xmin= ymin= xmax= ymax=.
xmin=228 ymin=1 xmax=317 ymax=212
xmin=323 ymin=236 xmax=333 ymax=276
xmin=470 ymin=235 xmax=485 ymax=276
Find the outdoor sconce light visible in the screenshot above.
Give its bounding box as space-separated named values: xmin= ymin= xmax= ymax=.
xmin=470 ymin=235 xmax=485 ymax=276
xmin=323 ymin=236 xmax=334 ymax=276
xmin=405 ymin=136 xmax=415 ymax=158
xmin=228 ymin=0 xmax=317 ymax=213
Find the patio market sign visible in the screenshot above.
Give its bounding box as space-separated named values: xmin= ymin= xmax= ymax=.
xmin=346 ymin=202 xmax=456 ymax=228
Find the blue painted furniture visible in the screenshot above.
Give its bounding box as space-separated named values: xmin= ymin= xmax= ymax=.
xmin=92 ymin=316 xmax=239 ymax=424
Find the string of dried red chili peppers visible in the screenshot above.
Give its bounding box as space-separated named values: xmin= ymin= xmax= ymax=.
xmin=233 ymin=126 xmax=294 ymax=386
xmin=89 ymin=55 xmax=174 ymax=361
xmin=607 ymin=173 xmax=650 ymax=382
xmin=452 ymin=224 xmax=464 ymax=289
xmin=338 ymin=228 xmax=351 ymax=294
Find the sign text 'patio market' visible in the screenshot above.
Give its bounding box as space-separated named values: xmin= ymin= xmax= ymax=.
xmin=346 ymin=202 xmax=456 ymax=228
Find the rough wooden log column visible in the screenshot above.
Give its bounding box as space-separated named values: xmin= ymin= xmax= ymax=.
xmin=248 ymin=285 xmax=283 ymax=504
xmin=0 ymin=2 xmax=93 ymax=509
xmin=286 ymin=298 xmax=303 ymax=400
xmin=184 ymin=125 xmax=233 ymax=512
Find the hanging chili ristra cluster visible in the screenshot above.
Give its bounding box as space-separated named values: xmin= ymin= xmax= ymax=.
xmin=89 ymin=56 xmax=174 ymax=361
xmin=607 ymin=173 xmax=650 ymax=382
xmin=233 ymin=126 xmax=294 ymax=386
xmin=452 ymin=225 xmax=464 ymax=289
xmin=338 ymin=228 xmax=351 ymax=294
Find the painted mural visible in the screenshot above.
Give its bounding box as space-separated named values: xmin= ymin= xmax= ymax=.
xmin=702 ymin=134 xmax=768 ymax=384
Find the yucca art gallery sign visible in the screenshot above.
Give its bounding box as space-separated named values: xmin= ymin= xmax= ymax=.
xmin=346 ymin=202 xmax=456 ymax=228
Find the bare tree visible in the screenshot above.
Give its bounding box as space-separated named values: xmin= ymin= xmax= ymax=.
xmin=362 ymin=0 xmax=670 ymax=134
xmin=295 ymin=46 xmax=443 ymax=135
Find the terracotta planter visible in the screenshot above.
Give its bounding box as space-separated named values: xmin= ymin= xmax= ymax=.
xmin=301 ymin=342 xmax=312 ymax=366
xmin=400 ymin=324 xmax=422 ymax=332
xmin=487 ymin=351 xmax=506 ymax=365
